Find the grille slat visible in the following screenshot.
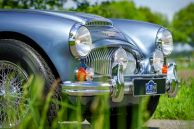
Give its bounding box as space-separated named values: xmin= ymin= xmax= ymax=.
xmin=84 ymin=47 xmax=138 ymax=76
xmin=84 ymin=48 xmax=117 ymax=75
xmin=85 ymin=21 xmax=113 ymax=26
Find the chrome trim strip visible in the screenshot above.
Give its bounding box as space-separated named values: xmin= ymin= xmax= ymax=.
xmin=85 ymin=21 xmax=113 ymax=26
xmin=64 ymin=90 xmax=111 ymax=96
xmin=69 ymin=23 xmax=83 ymax=59
xmin=61 ymin=81 xmax=133 ymax=96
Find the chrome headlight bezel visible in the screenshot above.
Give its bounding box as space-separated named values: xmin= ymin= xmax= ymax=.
xmin=69 ymin=24 xmax=92 ymax=59
xmin=156 ymin=28 xmax=173 ymax=56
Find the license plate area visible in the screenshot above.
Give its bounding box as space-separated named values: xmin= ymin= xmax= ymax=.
xmin=133 ymin=78 xmax=166 ymax=96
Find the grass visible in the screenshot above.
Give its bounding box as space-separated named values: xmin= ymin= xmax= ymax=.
xmin=3 ymin=75 xmax=147 ymax=129
xmin=153 ymin=56 xmax=194 ymax=120
xmin=2 ymin=56 xmax=194 ymax=128
xmin=153 ymin=77 xmax=194 ymax=120
xmin=12 ymin=76 xmax=111 ymax=129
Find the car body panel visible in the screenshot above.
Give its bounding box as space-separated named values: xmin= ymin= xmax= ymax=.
xmin=0 ymin=9 xmax=179 ymax=108
xmin=0 ymin=10 xmax=80 ymax=81
xmin=43 ymin=10 xmax=113 ymax=25
xmin=111 ymin=19 xmax=162 ymax=57
xmin=0 ymin=10 xmax=162 ymax=81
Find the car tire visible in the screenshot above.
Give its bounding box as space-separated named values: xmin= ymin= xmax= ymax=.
xmin=0 ymin=39 xmax=59 ymax=128
xmin=86 ymin=96 xmax=160 ymax=129
xmin=110 ymin=96 xmax=160 ymax=129
xmin=147 ymin=96 xmax=160 ymax=117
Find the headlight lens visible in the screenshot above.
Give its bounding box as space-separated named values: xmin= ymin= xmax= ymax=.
xmin=153 ymin=49 xmax=164 ymax=73
xmin=69 ymin=24 xmax=92 ymax=58
xmin=124 ymin=52 xmax=136 ymax=75
xmin=113 ymin=48 xmax=128 ymax=70
xmin=156 ymin=28 xmax=173 ymax=56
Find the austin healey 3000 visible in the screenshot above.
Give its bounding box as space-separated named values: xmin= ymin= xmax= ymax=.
xmin=0 ymin=10 xmax=179 ymax=128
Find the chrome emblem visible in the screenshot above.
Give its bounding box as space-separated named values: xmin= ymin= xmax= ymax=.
xmin=101 ymin=31 xmax=117 ymax=37
xmin=145 ymin=80 xmax=157 ymax=94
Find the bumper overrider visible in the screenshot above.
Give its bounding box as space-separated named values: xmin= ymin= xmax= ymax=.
xmin=61 ymin=62 xmax=179 ymax=102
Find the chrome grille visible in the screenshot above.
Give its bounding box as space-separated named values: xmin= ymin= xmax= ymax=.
xmin=83 ymin=48 xmax=117 ymax=75
xmin=85 ymin=21 xmax=113 ymax=26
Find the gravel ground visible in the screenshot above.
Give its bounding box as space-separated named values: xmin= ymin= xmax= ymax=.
xmin=146 ymin=119 xmax=194 ymax=129
xmin=59 ymin=119 xmax=194 ymax=129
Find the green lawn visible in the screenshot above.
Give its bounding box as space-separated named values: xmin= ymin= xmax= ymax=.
xmin=3 ymin=57 xmax=194 ymax=129
xmin=153 ymin=77 xmax=194 ymax=120
xmin=153 ymin=57 xmax=194 ymax=120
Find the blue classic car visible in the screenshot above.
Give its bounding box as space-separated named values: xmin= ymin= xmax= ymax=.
xmin=0 ymin=10 xmax=179 ymax=128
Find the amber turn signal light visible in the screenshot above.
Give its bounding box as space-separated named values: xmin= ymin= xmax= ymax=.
xmin=77 ymin=67 xmax=86 ymax=81
xmin=162 ymin=65 xmax=168 ymax=74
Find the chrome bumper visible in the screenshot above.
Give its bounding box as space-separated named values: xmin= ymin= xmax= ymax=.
xmin=61 ymin=62 xmax=179 ymax=101
xmin=61 ymin=81 xmax=133 ymax=96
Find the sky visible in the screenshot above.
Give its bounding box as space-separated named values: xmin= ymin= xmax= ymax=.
xmin=64 ymin=0 xmax=194 ymax=21
xmin=133 ymin=0 xmax=194 ymax=21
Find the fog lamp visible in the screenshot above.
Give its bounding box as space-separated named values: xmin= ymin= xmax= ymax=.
xmin=113 ymin=48 xmax=128 ymax=70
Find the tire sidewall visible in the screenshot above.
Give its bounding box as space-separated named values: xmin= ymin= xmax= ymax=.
xmin=0 ymin=39 xmax=52 ymax=87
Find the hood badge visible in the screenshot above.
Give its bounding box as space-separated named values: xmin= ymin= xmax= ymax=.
xmin=101 ymin=31 xmax=117 ymax=37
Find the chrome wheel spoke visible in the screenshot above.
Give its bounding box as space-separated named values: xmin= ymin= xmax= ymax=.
xmin=0 ymin=61 xmax=28 ymax=128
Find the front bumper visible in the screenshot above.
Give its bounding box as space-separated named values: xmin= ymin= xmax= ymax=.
xmin=61 ymin=74 xmax=166 ymax=96
xmin=61 ymin=80 xmax=133 ymax=96
xmin=61 ymin=63 xmax=179 ymax=102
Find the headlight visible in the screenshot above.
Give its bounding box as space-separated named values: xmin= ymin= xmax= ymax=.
xmin=153 ymin=49 xmax=164 ymax=73
xmin=113 ymin=48 xmax=128 ymax=70
xmin=124 ymin=52 xmax=136 ymax=75
xmin=156 ymin=28 xmax=173 ymax=56
xmin=69 ymin=24 xmax=92 ymax=58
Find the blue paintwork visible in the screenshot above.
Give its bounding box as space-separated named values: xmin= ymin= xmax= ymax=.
xmin=111 ymin=19 xmax=162 ymax=57
xmin=0 ymin=10 xmax=79 ymax=81
xmin=0 ymin=9 xmax=163 ymax=81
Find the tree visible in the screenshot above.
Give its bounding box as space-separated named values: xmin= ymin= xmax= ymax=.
xmin=172 ymin=3 xmax=194 ymax=43
xmin=73 ymin=1 xmax=168 ymax=26
xmin=0 ymin=0 xmax=67 ymax=9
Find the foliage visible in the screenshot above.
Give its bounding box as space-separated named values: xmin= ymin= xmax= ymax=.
xmin=0 ymin=0 xmax=66 ymax=9
xmin=73 ymin=1 xmax=168 ymax=26
xmin=0 ymin=0 xmax=193 ymax=44
xmin=3 ymin=61 xmax=194 ymax=129
xmin=0 ymin=0 xmax=194 ymax=125
xmin=172 ymin=3 xmax=194 ymax=43
xmin=9 ymin=76 xmax=111 ymax=129
xmin=153 ymin=57 xmax=194 ymax=120
xmin=153 ymin=77 xmax=194 ymax=120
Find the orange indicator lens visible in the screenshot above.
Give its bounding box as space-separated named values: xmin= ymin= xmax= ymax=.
xmin=162 ymin=65 xmax=168 ymax=74
xmin=77 ymin=67 xmax=86 ymax=81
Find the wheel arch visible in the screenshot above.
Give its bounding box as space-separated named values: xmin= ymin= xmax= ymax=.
xmin=0 ymin=31 xmax=60 ymax=79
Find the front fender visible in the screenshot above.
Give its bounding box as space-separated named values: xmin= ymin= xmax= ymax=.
xmin=110 ymin=19 xmax=162 ymax=57
xmin=0 ymin=11 xmax=78 ymax=81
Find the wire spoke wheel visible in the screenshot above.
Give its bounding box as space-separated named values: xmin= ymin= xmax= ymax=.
xmin=0 ymin=61 xmax=28 ymax=128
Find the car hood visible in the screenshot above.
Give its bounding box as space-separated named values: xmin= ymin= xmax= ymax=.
xmin=1 ymin=10 xmax=161 ymax=57
xmin=46 ymin=10 xmax=161 ymax=57
xmin=38 ymin=10 xmax=113 ymax=25
xmin=111 ymin=19 xmax=162 ymax=57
